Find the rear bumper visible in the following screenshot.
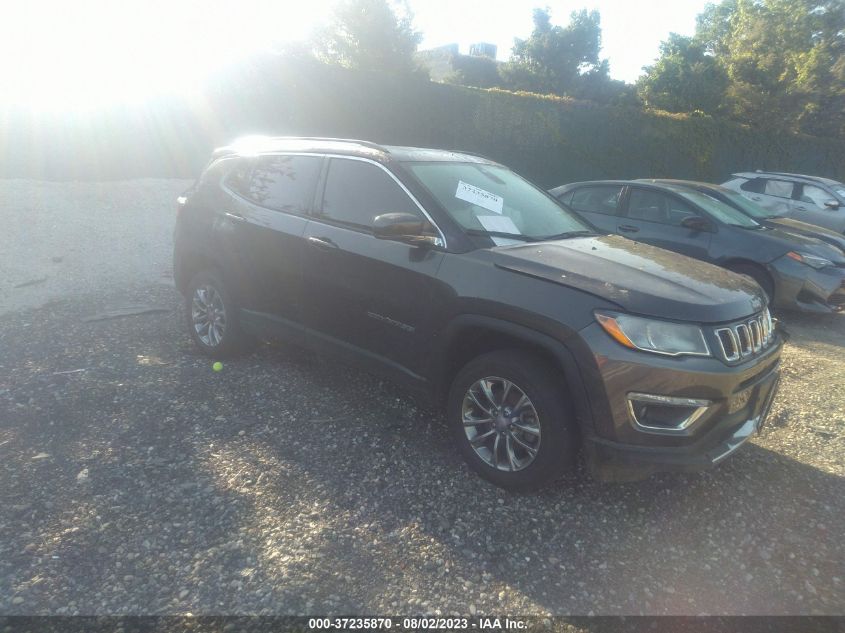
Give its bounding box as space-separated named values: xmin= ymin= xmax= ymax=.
xmin=768 ymin=255 xmax=845 ymax=313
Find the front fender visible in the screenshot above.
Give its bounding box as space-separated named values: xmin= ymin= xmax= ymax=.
xmin=429 ymin=314 xmax=599 ymax=433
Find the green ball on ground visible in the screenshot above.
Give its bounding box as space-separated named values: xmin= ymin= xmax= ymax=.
xmin=212 ymin=361 xmax=223 ymax=372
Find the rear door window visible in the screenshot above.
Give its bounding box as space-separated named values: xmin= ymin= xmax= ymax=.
xmin=568 ymin=185 xmax=623 ymax=215
xmin=319 ymin=158 xmax=421 ymax=231
xmin=627 ymin=189 xmax=699 ymax=226
xmin=763 ymin=179 xmax=795 ymax=199
xmin=242 ymin=155 xmax=322 ymax=214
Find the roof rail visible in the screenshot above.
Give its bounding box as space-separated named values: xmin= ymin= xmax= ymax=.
xmin=753 ymin=170 xmax=828 ymax=185
xmin=233 ymin=135 xmax=389 ymax=153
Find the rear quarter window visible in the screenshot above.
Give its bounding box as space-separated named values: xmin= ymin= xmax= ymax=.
xmin=739 ymin=178 xmax=766 ymax=194
xmin=722 ymin=177 xmax=748 ymax=189
xmin=568 ymin=185 xmax=623 ymax=215
xmin=555 ymin=190 xmax=575 ymax=206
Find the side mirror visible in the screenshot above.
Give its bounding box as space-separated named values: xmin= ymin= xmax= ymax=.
xmin=373 ymin=212 xmax=440 ymax=247
xmin=681 ymin=216 xmax=713 ymax=232
xmin=823 ymin=199 xmax=840 ymax=210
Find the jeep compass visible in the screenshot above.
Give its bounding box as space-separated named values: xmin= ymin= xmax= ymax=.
xmin=173 ymin=137 xmax=782 ymax=489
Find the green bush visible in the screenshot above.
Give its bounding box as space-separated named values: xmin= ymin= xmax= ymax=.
xmin=3 ymin=58 xmax=843 ymax=185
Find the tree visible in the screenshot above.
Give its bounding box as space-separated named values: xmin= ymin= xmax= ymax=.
xmin=445 ymin=54 xmax=501 ymax=88
xmin=573 ymin=62 xmax=640 ymax=106
xmin=637 ymin=34 xmax=729 ymax=114
xmin=693 ymin=0 xmax=845 ymax=136
xmin=499 ymin=8 xmax=607 ymax=95
xmin=315 ymin=0 xmax=425 ymax=75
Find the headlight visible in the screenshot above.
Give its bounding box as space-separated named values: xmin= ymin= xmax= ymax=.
xmin=595 ymin=312 xmax=710 ymax=357
xmin=787 ymin=251 xmax=833 ymax=269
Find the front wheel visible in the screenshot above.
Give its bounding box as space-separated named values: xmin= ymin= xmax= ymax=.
xmin=185 ymin=270 xmax=253 ymax=358
xmin=447 ymin=350 xmax=579 ymax=491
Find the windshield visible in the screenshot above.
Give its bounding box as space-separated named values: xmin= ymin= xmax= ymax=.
xmin=678 ymin=190 xmax=760 ymax=228
xmin=714 ymin=188 xmax=773 ymax=219
xmin=406 ymin=162 xmax=592 ymax=241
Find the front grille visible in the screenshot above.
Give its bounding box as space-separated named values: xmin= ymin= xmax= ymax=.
xmin=714 ymin=308 xmax=774 ymax=362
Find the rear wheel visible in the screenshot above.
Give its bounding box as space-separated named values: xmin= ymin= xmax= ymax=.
xmin=185 ymin=270 xmax=253 ymax=357
xmin=447 ymin=350 xmax=579 ymax=491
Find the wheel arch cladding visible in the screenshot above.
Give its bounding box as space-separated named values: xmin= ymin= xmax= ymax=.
xmin=432 ymin=314 xmax=597 ymax=432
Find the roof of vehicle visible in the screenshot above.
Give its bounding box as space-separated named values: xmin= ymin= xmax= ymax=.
xmin=552 ymin=179 xmax=717 ymax=195
xmin=640 ymin=179 xmax=737 ymax=194
xmin=212 ymin=136 xmax=496 ymax=164
xmin=730 ymin=171 xmax=844 ymax=187
xmin=550 ymin=180 xmax=629 ymax=192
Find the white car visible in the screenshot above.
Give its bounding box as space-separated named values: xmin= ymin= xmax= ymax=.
xmin=721 ymin=171 xmax=845 ymax=234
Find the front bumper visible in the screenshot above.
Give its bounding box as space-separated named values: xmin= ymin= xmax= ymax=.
xmin=768 ymin=255 xmax=845 ymax=313
xmin=575 ymin=321 xmax=782 ymax=482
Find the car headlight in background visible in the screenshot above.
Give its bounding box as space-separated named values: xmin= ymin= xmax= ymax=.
xmin=595 ymin=312 xmax=710 ymax=357
xmin=787 ymin=251 xmax=833 ymax=269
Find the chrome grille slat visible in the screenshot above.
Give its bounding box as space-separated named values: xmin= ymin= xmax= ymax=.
xmin=736 ymin=324 xmax=751 ymax=356
xmin=715 ymin=328 xmax=740 ymax=361
xmin=713 ymin=308 xmax=773 ymax=363
xmin=749 ymin=320 xmax=761 ymax=352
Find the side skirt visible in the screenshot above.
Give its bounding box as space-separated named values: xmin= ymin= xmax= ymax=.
xmin=239 ymin=308 xmax=433 ymax=400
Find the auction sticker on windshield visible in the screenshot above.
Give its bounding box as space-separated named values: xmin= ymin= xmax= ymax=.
xmin=456 ymin=180 xmax=504 ymax=214
xmin=477 ymin=215 xmax=522 ymax=246
xmin=477 ymin=215 xmax=520 ymax=234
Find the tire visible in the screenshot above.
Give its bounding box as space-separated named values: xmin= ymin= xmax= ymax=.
xmin=447 ymin=350 xmax=579 ymax=491
xmin=727 ymin=263 xmax=775 ymax=304
xmin=184 ymin=270 xmax=253 ymax=358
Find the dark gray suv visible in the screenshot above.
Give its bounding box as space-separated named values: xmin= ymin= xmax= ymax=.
xmin=174 ymin=137 xmax=782 ymax=489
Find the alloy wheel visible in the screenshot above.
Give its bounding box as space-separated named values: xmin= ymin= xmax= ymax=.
xmin=461 ymin=376 xmax=541 ymax=471
xmin=191 ymin=285 xmax=227 ymax=347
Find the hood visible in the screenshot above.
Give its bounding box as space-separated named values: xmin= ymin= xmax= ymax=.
xmin=489 ymin=235 xmax=766 ymax=323
xmin=747 ymin=224 xmax=845 ymax=264
xmin=767 ymin=218 xmax=845 ymax=254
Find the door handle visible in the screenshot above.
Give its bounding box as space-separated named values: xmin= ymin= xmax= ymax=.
xmin=751 ymin=196 xmax=762 ymax=201
xmin=223 ymin=211 xmax=246 ymax=223
xmin=618 ymin=224 xmax=640 ymax=233
xmin=307 ymin=236 xmax=339 ymax=250
xmin=795 ymin=206 xmax=807 ymax=211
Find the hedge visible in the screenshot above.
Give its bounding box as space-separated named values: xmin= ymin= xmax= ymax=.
xmin=2 ymin=57 xmax=843 ymax=187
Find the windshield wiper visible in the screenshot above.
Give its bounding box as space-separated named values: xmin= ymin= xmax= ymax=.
xmin=464 ymin=229 xmax=542 ymax=242
xmin=541 ymin=230 xmax=599 ymax=240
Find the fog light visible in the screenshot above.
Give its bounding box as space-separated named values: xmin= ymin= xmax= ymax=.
xmin=627 ymin=393 xmax=711 ymax=434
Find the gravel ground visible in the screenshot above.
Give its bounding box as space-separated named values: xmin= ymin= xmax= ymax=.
xmin=0 ymin=179 xmax=191 ymax=315
xmin=0 ymin=180 xmax=843 ymax=616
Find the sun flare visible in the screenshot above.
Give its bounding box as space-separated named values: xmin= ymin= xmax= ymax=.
xmin=0 ymin=0 xmax=332 ymax=110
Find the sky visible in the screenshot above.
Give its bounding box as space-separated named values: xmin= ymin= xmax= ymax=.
xmin=0 ymin=0 xmax=711 ymax=110
xmin=413 ymin=0 xmax=711 ymax=83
